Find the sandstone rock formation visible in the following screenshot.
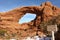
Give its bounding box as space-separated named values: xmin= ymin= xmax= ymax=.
xmin=0 ymin=1 xmax=60 ymax=40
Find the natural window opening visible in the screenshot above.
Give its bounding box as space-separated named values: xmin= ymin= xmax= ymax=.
xmin=19 ymin=13 xmax=36 ymax=24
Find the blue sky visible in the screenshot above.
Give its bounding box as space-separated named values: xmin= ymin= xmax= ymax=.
xmin=0 ymin=0 xmax=60 ymax=12
xmin=0 ymin=0 xmax=60 ymax=23
xmin=19 ymin=13 xmax=36 ymax=24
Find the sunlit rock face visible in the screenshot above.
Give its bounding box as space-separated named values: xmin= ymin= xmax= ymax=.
xmin=0 ymin=1 xmax=60 ymax=40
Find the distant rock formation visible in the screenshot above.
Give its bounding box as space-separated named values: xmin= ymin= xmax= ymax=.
xmin=0 ymin=1 xmax=60 ymax=40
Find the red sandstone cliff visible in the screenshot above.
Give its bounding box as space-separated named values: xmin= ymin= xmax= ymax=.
xmin=0 ymin=1 xmax=60 ymax=39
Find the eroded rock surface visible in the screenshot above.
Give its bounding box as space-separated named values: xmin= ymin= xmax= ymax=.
xmin=0 ymin=1 xmax=60 ymax=40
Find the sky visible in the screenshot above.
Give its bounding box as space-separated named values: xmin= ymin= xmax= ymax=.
xmin=0 ymin=0 xmax=60 ymax=23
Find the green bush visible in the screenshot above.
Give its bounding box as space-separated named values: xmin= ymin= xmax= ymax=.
xmin=0 ymin=29 xmax=7 ymax=36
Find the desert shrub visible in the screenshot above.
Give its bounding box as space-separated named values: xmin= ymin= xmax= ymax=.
xmin=0 ymin=29 xmax=7 ymax=36
xmin=12 ymin=33 xmax=16 ymax=37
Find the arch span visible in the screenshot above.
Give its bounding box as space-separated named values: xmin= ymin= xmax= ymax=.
xmin=2 ymin=6 xmax=42 ymax=23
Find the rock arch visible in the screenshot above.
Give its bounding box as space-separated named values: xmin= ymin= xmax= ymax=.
xmin=1 ymin=1 xmax=60 ymax=39
xmin=0 ymin=6 xmax=43 ymax=38
xmin=1 ymin=6 xmax=43 ymax=27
